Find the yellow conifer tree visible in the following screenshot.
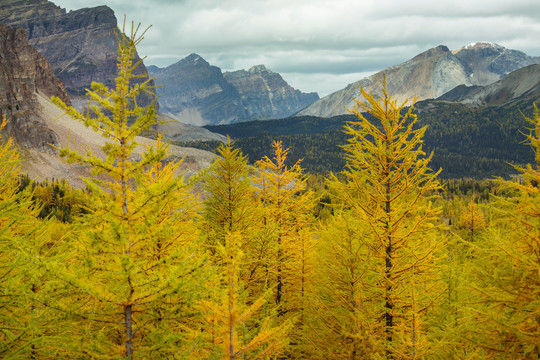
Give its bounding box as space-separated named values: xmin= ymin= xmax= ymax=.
xmin=456 ymin=199 xmax=487 ymax=241
xmin=0 ymin=117 xmax=65 ymax=358
xmin=252 ymin=141 xmax=316 ymax=357
xmin=199 ymin=232 xmax=290 ymax=359
xmin=327 ymin=77 xmax=443 ymax=358
xmin=306 ymin=209 xmax=378 ymax=359
xmin=466 ymin=104 xmax=540 ymax=358
xmin=46 ymin=21 xmax=207 ymax=358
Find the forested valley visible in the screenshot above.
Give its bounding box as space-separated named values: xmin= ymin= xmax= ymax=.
xmin=1 ymin=27 xmax=539 ymax=359
xmin=187 ymin=98 xmax=537 ymax=179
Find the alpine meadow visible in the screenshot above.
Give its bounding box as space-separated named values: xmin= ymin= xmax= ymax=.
xmin=1 ymin=21 xmax=539 ymax=360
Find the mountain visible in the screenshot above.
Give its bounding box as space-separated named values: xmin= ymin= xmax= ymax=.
xmin=438 ymin=63 xmax=540 ymax=107
xmin=299 ymin=43 xmax=540 ymax=117
xmin=148 ymin=55 xmax=319 ymax=125
xmin=0 ymin=22 xmax=70 ymax=153
xmin=149 ymin=54 xmax=248 ymax=126
xmin=223 ymin=65 xmax=318 ymax=120
xmin=200 ymin=62 xmax=540 ymax=179
xmin=0 ymin=0 xmax=157 ymax=110
xmin=452 ymin=42 xmax=540 ymax=85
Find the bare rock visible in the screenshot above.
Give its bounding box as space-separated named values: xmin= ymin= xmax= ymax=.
xmin=0 ymin=0 xmax=158 ymax=111
xmin=224 ymin=65 xmax=319 ymax=120
xmin=0 ymin=22 xmax=69 ymax=152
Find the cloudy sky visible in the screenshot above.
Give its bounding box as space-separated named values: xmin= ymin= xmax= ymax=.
xmin=53 ymin=0 xmax=540 ymax=97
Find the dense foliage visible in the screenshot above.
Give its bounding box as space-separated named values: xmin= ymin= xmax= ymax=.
xmin=1 ymin=24 xmax=539 ymax=359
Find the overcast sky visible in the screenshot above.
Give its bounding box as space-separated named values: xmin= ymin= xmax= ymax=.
xmin=53 ymin=0 xmax=540 ymax=97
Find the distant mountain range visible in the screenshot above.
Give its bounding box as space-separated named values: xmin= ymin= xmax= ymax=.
xmin=299 ymin=43 xmax=540 ymax=117
xmin=2 ymin=0 xmax=540 ymax=181
xmin=201 ymin=62 xmax=540 ymax=178
xmin=148 ymin=56 xmax=319 ymax=125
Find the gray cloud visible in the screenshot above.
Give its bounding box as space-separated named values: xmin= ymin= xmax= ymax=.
xmin=54 ymin=0 xmax=540 ymax=96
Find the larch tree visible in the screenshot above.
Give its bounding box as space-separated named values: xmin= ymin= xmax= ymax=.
xmin=199 ymin=231 xmax=290 ymax=360
xmin=199 ymin=140 xmax=292 ymax=359
xmin=466 ymin=104 xmax=540 ymax=358
xmin=456 ymin=199 xmax=487 ymax=241
xmin=200 ymin=138 xmax=257 ymax=263
xmin=328 ymin=77 xmax=443 ymax=358
xmin=252 ymin=141 xmax=316 ymax=356
xmin=0 ymin=117 xmax=63 ymax=358
xmin=306 ymin=209 xmax=378 ymax=359
xmin=46 ymin=21 xmax=208 ymax=358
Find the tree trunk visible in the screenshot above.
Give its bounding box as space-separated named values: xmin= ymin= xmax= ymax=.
xmin=125 ymin=304 xmax=133 ymax=359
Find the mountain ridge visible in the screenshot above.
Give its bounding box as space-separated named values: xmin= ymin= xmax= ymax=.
xmin=148 ymin=53 xmax=319 ymax=125
xmin=299 ymin=42 xmax=540 ymax=117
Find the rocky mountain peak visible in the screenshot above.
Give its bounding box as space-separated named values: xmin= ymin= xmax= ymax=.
xmin=184 ymin=53 xmax=206 ymax=65
xmin=224 ymin=64 xmax=319 ymax=120
xmin=452 ymin=42 xmax=539 ymax=85
xmin=412 ymin=45 xmax=450 ymax=61
xmin=248 ymin=65 xmax=273 ymax=74
xmin=460 ymin=42 xmax=505 ymax=52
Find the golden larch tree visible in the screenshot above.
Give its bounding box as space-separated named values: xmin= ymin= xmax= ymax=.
xmin=47 ymin=22 xmax=208 ymax=358
xmin=328 ymin=77 xmax=443 ymax=358
xmin=466 ymin=104 xmax=540 ymax=358
xmin=0 ymin=117 xmax=65 ymax=358
xmin=252 ymin=141 xmax=316 ymax=357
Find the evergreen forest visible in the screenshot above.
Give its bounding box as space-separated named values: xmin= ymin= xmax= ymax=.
xmin=191 ymin=99 xmax=537 ymax=179
xmin=0 ymin=25 xmax=539 ymax=359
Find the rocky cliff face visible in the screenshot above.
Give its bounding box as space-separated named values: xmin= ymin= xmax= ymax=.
xmin=0 ymin=22 xmax=70 ymax=152
xmin=149 ymin=54 xmax=248 ymax=126
xmin=149 ymin=55 xmax=319 ymax=125
xmin=224 ymin=65 xmax=318 ymax=120
xmin=452 ymin=42 xmax=540 ymax=86
xmin=0 ymin=0 xmax=157 ymax=110
xmin=299 ymin=43 xmax=540 ymax=117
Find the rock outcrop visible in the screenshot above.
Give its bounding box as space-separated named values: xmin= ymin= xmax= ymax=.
xmin=452 ymin=42 xmax=540 ymax=86
xmin=149 ymin=54 xmax=247 ymax=126
xmin=224 ymin=65 xmax=318 ymax=120
xmin=149 ymin=55 xmax=319 ymax=125
xmin=0 ymin=0 xmax=157 ymax=110
xmin=299 ymin=43 xmax=540 ymax=117
xmin=0 ymin=22 xmax=70 ymax=152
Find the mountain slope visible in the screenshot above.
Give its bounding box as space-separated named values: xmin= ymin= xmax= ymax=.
xmin=0 ymin=0 xmax=157 ymax=110
xmin=299 ymin=43 xmax=540 ymax=117
xmin=21 ymin=93 xmax=216 ymax=187
xmin=438 ymin=63 xmax=540 ymax=107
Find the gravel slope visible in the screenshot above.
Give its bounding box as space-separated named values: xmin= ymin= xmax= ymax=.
xmin=19 ymin=92 xmax=216 ymax=187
